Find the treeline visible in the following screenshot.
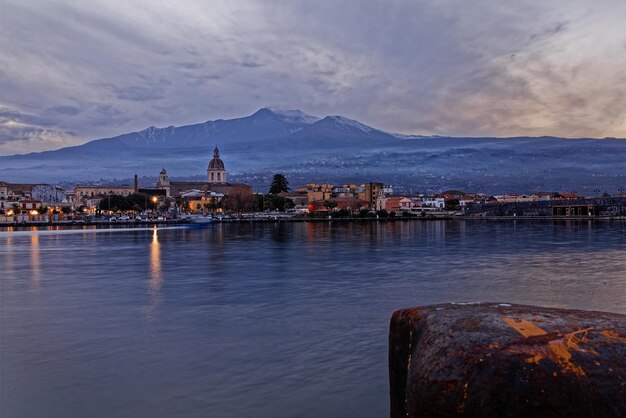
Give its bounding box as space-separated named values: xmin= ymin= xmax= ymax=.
xmin=97 ymin=193 xmax=159 ymax=212
xmin=95 ymin=192 xmax=294 ymax=214
xmin=222 ymin=194 xmax=295 ymax=214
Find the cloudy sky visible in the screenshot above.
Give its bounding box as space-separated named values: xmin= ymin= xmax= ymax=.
xmin=1 ymin=0 xmax=625 ymax=155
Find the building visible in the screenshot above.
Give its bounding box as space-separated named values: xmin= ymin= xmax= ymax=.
xmin=552 ymin=204 xmax=598 ymax=217
xmin=278 ymin=192 xmax=309 ymax=207
xmin=0 ymin=181 xmax=68 ymax=214
xmin=421 ymin=197 xmax=447 ymax=209
xmin=180 ymin=190 xmax=225 ymax=213
xmin=156 ymin=146 xmax=252 ymax=198
xmin=0 ymin=181 xmax=8 ymax=200
xmin=72 ymin=185 xmax=135 ymax=209
xmin=156 ymin=169 xmax=171 ymax=197
xmin=297 ymin=181 xmax=390 ymax=212
xmin=207 ymin=146 xmax=226 ymax=184
xmin=360 ymin=182 xmax=384 ymax=208
xmin=32 ymin=184 xmax=66 ymax=204
xmin=376 ymin=196 xmax=404 ymax=212
xmin=298 ymin=183 xmax=335 ymax=202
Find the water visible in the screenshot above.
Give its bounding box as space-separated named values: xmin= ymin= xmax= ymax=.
xmin=1 ymin=221 xmax=625 ymax=418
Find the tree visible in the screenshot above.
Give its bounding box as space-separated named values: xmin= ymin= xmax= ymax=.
xmin=61 ymin=206 xmax=71 ymax=214
xmin=224 ymin=192 xmax=258 ymax=216
xmin=269 ymin=174 xmax=290 ymax=194
xmin=10 ymin=203 xmax=20 ymax=215
xmin=98 ymin=195 xmax=128 ymax=212
xmin=262 ymin=194 xmax=294 ymax=211
xmin=323 ymin=200 xmax=337 ymax=209
xmin=37 ymin=205 xmax=49 ymax=215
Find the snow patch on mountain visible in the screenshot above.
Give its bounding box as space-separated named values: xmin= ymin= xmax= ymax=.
xmin=324 ymin=115 xmax=374 ymax=132
xmin=265 ymin=108 xmax=320 ymax=124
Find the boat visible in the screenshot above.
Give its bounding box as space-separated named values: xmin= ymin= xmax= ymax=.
xmin=188 ymin=215 xmax=213 ymax=224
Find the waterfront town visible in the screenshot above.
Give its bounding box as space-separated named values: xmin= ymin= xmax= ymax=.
xmin=1 ymin=146 xmax=626 ymax=224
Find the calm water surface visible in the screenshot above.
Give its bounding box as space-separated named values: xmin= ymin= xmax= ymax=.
xmin=1 ymin=221 xmax=625 ymax=418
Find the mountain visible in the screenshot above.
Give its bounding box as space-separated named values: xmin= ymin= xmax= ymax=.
xmin=1 ymin=108 xmax=625 ymax=194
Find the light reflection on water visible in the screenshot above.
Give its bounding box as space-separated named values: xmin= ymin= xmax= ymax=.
xmin=0 ymin=221 xmax=625 ymax=418
xmin=149 ymin=227 xmax=163 ymax=293
xmin=30 ymin=233 xmax=41 ymax=288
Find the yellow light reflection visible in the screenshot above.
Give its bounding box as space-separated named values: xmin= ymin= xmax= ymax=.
xmin=4 ymin=236 xmax=14 ymax=272
xmin=149 ymin=227 xmax=163 ymax=297
xmin=30 ymin=233 xmax=41 ymax=288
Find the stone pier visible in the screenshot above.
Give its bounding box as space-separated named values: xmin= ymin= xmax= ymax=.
xmin=389 ymin=303 xmax=625 ymax=418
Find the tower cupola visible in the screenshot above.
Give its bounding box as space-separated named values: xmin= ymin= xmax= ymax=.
xmin=207 ymin=146 xmax=226 ymax=184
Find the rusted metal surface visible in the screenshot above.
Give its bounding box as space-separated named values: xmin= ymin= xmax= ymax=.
xmin=389 ymin=303 xmax=626 ymax=418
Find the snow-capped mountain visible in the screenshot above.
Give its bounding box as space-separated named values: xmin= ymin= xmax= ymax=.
xmin=0 ymin=108 xmax=624 ymax=194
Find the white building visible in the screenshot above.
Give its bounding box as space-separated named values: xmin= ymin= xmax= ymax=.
xmin=421 ymin=197 xmax=447 ymax=209
xmin=32 ymin=184 xmax=66 ymax=204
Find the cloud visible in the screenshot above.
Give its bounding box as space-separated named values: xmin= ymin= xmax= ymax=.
xmin=0 ymin=105 xmax=80 ymax=154
xmin=0 ymin=0 xmax=625 ymax=155
xmin=49 ymin=105 xmax=82 ymax=116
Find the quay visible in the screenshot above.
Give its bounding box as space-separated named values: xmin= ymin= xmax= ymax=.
xmin=2 ymin=215 xmax=626 ymax=229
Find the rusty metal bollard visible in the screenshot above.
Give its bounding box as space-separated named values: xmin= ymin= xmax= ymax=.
xmin=389 ymin=303 xmax=625 ymax=418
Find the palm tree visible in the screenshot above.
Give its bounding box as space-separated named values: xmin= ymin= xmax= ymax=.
xmin=10 ymin=203 xmax=20 ymax=216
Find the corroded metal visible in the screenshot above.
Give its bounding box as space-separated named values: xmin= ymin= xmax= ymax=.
xmin=389 ymin=303 xmax=626 ymax=418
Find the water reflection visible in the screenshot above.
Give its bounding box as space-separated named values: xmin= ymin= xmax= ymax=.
xmin=1 ymin=221 xmax=624 ymax=418
xmin=271 ymin=222 xmax=289 ymax=243
xmin=3 ymin=235 xmax=13 ymax=272
xmin=148 ymin=227 xmax=163 ymax=301
xmin=30 ymin=232 xmax=41 ymax=288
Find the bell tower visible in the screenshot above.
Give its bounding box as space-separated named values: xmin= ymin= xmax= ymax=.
xmin=157 ymin=168 xmax=171 ymax=197
xmin=207 ymin=146 xmax=226 ymax=184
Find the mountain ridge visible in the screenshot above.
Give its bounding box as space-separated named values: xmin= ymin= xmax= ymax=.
xmin=1 ymin=108 xmax=625 ymax=194
xmin=3 ymin=107 xmax=623 ymax=159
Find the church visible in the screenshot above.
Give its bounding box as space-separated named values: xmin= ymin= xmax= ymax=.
xmin=155 ymin=146 xmax=252 ymax=198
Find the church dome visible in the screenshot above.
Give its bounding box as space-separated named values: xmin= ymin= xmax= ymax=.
xmin=209 ymin=158 xmax=225 ymax=169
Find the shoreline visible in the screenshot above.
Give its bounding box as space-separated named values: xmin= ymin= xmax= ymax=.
xmin=1 ymin=215 xmax=625 ymax=230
